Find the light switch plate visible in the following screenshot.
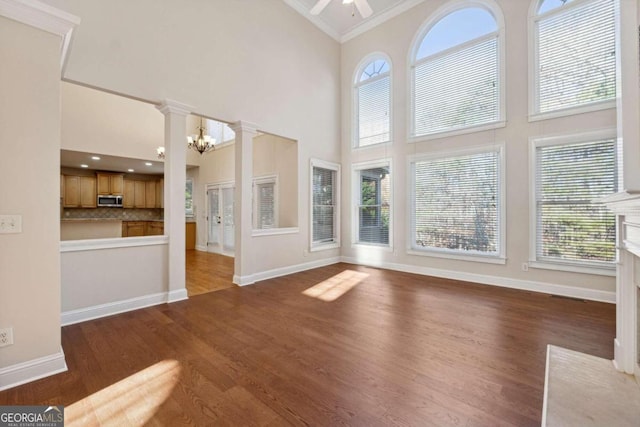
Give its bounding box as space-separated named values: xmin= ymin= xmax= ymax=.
xmin=0 ymin=215 xmax=22 ymax=234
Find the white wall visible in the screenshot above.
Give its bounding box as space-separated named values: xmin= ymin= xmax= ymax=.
xmin=0 ymin=16 xmax=64 ymax=369
xmin=45 ymin=0 xmax=343 ymax=272
xmin=61 ymin=241 xmax=168 ymax=316
xmin=339 ymin=0 xmax=616 ymax=297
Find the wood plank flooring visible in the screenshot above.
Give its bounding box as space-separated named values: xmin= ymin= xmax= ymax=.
xmin=186 ymin=250 xmax=235 ymax=296
xmin=0 ymin=263 xmax=615 ymax=426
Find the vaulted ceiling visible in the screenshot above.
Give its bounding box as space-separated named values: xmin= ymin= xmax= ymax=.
xmin=283 ymin=0 xmax=423 ymax=42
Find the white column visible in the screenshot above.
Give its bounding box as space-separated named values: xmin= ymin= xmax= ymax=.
xmin=157 ymin=100 xmax=193 ymax=302
xmin=229 ymin=121 xmax=258 ymax=285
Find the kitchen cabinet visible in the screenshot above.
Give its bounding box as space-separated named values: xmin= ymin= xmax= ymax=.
xmin=134 ymin=181 xmax=146 ymax=208
xmin=123 ymin=180 xmax=135 ymax=208
xmin=63 ymin=175 xmax=97 ymax=208
xmin=145 ymin=181 xmax=156 ymax=208
xmin=97 ymin=173 xmax=123 ymax=195
xmin=156 ymin=179 xmax=164 ymax=208
xmin=146 ymin=221 xmax=164 ymax=236
xmin=121 ymin=221 xmax=146 ymax=237
xmin=186 ymin=222 xmax=196 ymax=250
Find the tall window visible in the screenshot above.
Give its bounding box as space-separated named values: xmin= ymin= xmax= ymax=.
xmin=532 ymin=0 xmax=616 ymax=116
xmin=354 ymin=57 xmax=391 ymax=148
xmin=410 ymin=147 xmax=503 ymax=260
xmin=353 ymin=161 xmax=391 ymax=246
xmin=532 ymin=133 xmax=617 ymax=270
xmin=185 ymin=178 xmax=194 ymax=217
xmin=411 ymin=5 xmax=503 ymax=137
xmin=311 ymin=159 xmax=340 ymax=250
xmin=253 ymin=176 xmax=277 ymax=230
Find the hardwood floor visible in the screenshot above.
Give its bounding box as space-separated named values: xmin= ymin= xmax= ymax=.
xmin=0 ymin=263 xmax=615 ymax=426
xmin=186 ymin=250 xmax=235 ymax=296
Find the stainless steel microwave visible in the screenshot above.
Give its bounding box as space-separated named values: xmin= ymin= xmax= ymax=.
xmin=97 ymin=195 xmax=123 ymax=207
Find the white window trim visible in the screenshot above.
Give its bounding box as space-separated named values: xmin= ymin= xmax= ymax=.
xmin=351 ymin=158 xmax=393 ymax=250
xmin=252 ymin=174 xmax=278 ymax=230
xmin=407 ymin=0 xmax=506 ymax=140
xmin=527 ymin=0 xmax=617 ymax=120
xmin=310 ymin=158 xmax=341 ymax=252
xmin=528 ymin=128 xmax=618 ymax=275
xmin=352 ymin=52 xmax=393 ymax=149
xmin=406 ymin=143 xmax=506 ymax=263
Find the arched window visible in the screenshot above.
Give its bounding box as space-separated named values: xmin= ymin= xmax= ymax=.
xmin=354 ymin=56 xmax=391 ymax=148
xmin=532 ymin=0 xmax=616 ymax=116
xmin=411 ymin=3 xmax=503 ymax=138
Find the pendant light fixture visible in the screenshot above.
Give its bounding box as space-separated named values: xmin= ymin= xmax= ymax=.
xmin=187 ymin=117 xmax=216 ymax=155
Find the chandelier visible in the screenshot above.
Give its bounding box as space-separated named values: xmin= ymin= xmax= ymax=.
xmin=187 ymin=117 xmax=216 ymax=154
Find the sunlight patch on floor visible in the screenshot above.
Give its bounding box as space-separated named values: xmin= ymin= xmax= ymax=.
xmin=302 ymin=270 xmax=369 ymax=302
xmin=65 ymin=359 xmax=181 ymax=426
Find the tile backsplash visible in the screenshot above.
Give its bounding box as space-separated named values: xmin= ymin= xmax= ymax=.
xmin=62 ymin=207 xmax=163 ymax=221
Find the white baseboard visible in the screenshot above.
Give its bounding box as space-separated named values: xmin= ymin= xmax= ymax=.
xmin=0 ymin=349 xmax=67 ymax=392
xmin=234 ymin=257 xmax=341 ymax=286
xmin=340 ymin=256 xmax=616 ymax=303
xmin=61 ymin=289 xmax=188 ymax=326
xmin=196 ymin=245 xmax=207 ymax=252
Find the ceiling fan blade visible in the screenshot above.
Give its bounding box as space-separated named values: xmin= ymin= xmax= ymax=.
xmin=353 ymin=0 xmax=373 ymax=18
xmin=310 ymin=0 xmax=332 ymax=15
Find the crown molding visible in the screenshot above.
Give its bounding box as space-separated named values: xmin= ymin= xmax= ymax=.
xmin=229 ymin=120 xmax=259 ymax=135
xmin=282 ymin=0 xmax=425 ymax=44
xmin=282 ymin=0 xmax=341 ymax=42
xmin=156 ymin=99 xmax=194 ymax=116
xmin=0 ymin=0 xmax=80 ymax=72
xmin=340 ymin=0 xmax=424 ymax=43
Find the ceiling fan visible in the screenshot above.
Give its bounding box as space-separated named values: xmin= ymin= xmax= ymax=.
xmin=310 ymin=0 xmax=373 ymax=18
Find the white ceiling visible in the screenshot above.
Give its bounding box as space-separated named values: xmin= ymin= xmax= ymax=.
xmin=283 ymin=0 xmax=423 ymax=42
xmin=61 ymin=150 xmax=165 ymax=175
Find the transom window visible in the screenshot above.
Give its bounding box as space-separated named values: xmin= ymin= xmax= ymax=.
xmin=532 ymin=0 xmax=616 ymax=115
xmin=532 ymin=133 xmax=617 ymax=271
xmin=410 ymin=147 xmax=504 ymax=261
xmin=354 ymin=57 xmax=391 ymax=148
xmin=411 ymin=5 xmax=503 ymax=138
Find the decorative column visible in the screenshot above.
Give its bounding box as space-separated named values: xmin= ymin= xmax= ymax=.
xmin=157 ymin=100 xmax=193 ymax=302
xmin=229 ymin=121 xmax=258 ymax=285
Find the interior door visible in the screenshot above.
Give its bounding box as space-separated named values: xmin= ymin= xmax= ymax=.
xmin=206 ymin=183 xmax=234 ymax=256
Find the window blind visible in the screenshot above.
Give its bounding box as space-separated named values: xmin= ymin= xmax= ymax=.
xmin=412 ymin=150 xmax=499 ymax=254
xmin=536 ymin=139 xmax=617 ymax=264
xmin=413 ymin=35 xmax=498 ymax=136
xmin=256 ymin=182 xmax=275 ymax=229
xmin=357 ymin=167 xmax=390 ymax=245
xmin=536 ymin=0 xmax=615 ymax=113
xmin=313 ymin=167 xmax=336 ymax=243
xmin=357 ymin=75 xmax=390 ymax=147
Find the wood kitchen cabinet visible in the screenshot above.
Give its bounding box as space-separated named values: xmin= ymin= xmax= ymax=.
xmin=134 ymin=181 xmax=146 ymax=208
xmin=97 ymin=173 xmax=124 ymax=195
xmin=146 ymin=221 xmax=164 ymax=236
xmin=156 ymin=179 xmax=164 ymax=208
xmin=63 ymin=175 xmax=97 ymax=208
xmin=123 ymin=179 xmax=135 ymax=208
xmin=145 ymin=181 xmax=156 ymax=208
xmin=121 ymin=221 xmax=146 ymax=237
xmin=186 ymin=222 xmax=196 ymax=250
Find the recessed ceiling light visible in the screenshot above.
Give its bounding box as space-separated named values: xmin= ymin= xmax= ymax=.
xmin=91 ymin=156 xmax=101 ymax=160
xmin=145 ymin=162 xmax=153 ymax=166
xmin=127 ymin=169 xmax=134 ymax=172
xmin=80 ymin=164 xmax=89 ymax=168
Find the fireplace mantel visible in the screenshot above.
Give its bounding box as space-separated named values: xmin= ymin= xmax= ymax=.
xmin=601 ymin=191 xmax=640 ymax=377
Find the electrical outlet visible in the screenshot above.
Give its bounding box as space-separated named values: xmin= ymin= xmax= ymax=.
xmin=522 ymin=262 xmax=529 ymax=272
xmin=0 ymin=327 xmax=14 ymax=347
xmin=0 ymin=215 xmax=22 ymax=234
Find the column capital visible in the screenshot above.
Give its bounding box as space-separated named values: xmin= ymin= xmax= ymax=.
xmin=156 ymin=99 xmax=194 ymax=116
xmin=229 ymin=120 xmax=259 ymax=135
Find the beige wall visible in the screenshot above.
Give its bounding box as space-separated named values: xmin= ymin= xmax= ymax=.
xmin=0 ymin=16 xmax=63 ymax=367
xmin=339 ymin=0 xmax=616 ymax=295
xmin=253 ymin=133 xmax=298 ymax=228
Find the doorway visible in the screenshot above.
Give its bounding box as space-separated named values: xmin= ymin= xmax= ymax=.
xmin=206 ymin=182 xmax=235 ymax=256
